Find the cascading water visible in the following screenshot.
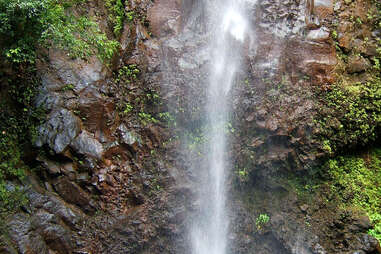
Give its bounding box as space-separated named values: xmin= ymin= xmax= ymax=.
xmin=190 ymin=1 xmax=250 ymax=253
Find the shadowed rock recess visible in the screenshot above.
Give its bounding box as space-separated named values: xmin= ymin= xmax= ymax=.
xmin=0 ymin=0 xmax=380 ymax=253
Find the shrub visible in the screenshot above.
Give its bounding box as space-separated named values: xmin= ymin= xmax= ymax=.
xmin=0 ymin=66 xmax=44 ymax=214
xmin=0 ymin=0 xmax=119 ymax=63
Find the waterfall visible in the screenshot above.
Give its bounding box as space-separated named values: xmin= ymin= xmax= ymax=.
xmin=190 ymin=1 xmax=250 ymax=253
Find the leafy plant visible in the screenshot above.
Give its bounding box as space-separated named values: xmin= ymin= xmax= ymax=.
xmin=138 ymin=112 xmax=158 ymax=125
xmin=122 ymin=103 xmax=133 ymax=115
xmin=116 ymin=64 xmax=140 ymax=84
xmin=237 ymin=167 xmax=248 ymax=182
xmin=256 ymin=213 xmax=270 ymax=230
xmin=0 ymin=0 xmax=119 ymax=63
xmin=159 ymin=112 xmax=176 ymax=127
xmin=104 ymin=0 xmax=135 ymax=37
xmin=0 ymin=67 xmax=44 ymax=214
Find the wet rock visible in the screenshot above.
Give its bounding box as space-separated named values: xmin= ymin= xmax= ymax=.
xmin=300 ymin=204 xmax=309 ymax=213
xmin=249 ymin=137 xmax=264 ymax=148
xmin=351 ymin=216 xmax=372 ymax=231
xmin=53 ymin=177 xmax=94 ymax=213
xmin=31 ymin=210 xmax=73 ymax=254
xmin=347 ymin=55 xmax=371 ymax=73
xmin=35 ymin=89 xmax=63 ymax=111
xmin=148 ymin=0 xmax=181 ymax=37
xmin=7 ymin=214 xmax=49 ymax=254
xmin=314 ymin=0 xmax=334 ymax=18
xmin=61 ymin=163 xmax=75 ymax=175
xmin=77 ymin=172 xmax=90 ymax=182
xmin=117 ymin=124 xmax=141 ymax=147
xmin=312 ymin=243 xmax=327 ymax=254
xmin=360 ymin=234 xmax=379 ymax=253
xmin=25 ymin=186 xmax=83 ymax=228
xmin=38 ymin=157 xmax=62 ymax=175
xmin=48 ymin=51 xmax=105 ymax=92
xmin=35 ymin=109 xmax=81 ymax=154
xmin=71 ymin=131 xmax=104 ymax=159
xmin=266 ymin=118 xmax=279 ymax=131
xmin=306 ymin=27 xmax=330 ymax=41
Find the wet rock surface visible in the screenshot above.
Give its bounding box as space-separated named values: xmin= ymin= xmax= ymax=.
xmin=1 ymin=0 xmax=380 ymax=253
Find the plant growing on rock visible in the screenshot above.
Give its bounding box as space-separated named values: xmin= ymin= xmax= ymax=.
xmin=256 ymin=213 xmax=270 ymax=231
xmin=0 ymin=0 xmax=119 ymax=64
xmin=138 ymin=112 xmax=158 ymax=125
xmin=236 ymin=167 xmax=248 ymax=182
xmin=324 ymin=148 xmax=381 ymax=241
xmin=315 ymin=78 xmax=381 ymax=152
xmin=0 ymin=67 xmax=43 ymax=214
xmin=116 ymin=64 xmax=140 ymax=84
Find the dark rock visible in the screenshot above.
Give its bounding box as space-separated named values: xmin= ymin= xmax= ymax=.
xmin=61 ymin=163 xmax=76 ymax=175
xmin=47 ymin=51 xmax=105 ymax=92
xmin=38 ymin=157 xmax=61 ymax=175
xmin=360 ymin=234 xmax=379 ymax=253
xmin=352 ymin=216 xmax=372 ymax=231
xmin=249 ymin=137 xmax=265 ymax=148
xmin=31 ymin=210 xmax=73 ymax=254
xmin=7 ymin=214 xmax=49 ymax=254
xmin=53 ymin=177 xmax=94 ymax=213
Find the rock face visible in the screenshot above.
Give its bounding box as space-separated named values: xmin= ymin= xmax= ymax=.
xmin=35 ymin=108 xmax=81 ymax=153
xmin=1 ymin=0 xmax=380 ymax=253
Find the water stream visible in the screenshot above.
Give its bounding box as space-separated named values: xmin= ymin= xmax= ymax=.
xmin=190 ymin=1 xmax=250 ymax=253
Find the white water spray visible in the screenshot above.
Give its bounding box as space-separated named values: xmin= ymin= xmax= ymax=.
xmin=191 ymin=1 xmax=249 ymax=254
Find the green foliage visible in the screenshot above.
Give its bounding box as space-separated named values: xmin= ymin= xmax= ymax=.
xmin=0 ymin=67 xmax=43 ymax=214
xmin=185 ymin=128 xmax=207 ymax=152
xmin=0 ymin=0 xmax=119 ymax=63
xmin=158 ymin=112 xmax=176 ymax=127
xmin=316 ymin=78 xmax=381 ymax=151
xmin=116 ymin=64 xmax=140 ymax=84
xmin=236 ymin=167 xmax=248 ymax=182
xmin=105 ymin=0 xmax=125 ymax=36
xmin=322 ymin=140 xmax=332 ymax=154
xmin=256 ymin=213 xmax=270 ymax=230
xmin=61 ymin=83 xmax=75 ymax=91
xmin=122 ymin=102 xmax=133 ymax=115
xmin=325 ymin=148 xmax=381 ymax=241
xmin=105 ymin=0 xmax=135 ymax=37
xmin=138 ymin=112 xmax=158 ymax=125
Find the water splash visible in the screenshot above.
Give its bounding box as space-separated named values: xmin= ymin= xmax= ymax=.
xmin=190 ymin=1 xmax=249 ymax=254
xmin=222 ymin=9 xmax=247 ymax=42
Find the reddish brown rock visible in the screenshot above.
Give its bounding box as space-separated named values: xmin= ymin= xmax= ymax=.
xmin=347 ymin=55 xmax=371 ymax=73
xmin=147 ymin=0 xmax=181 ymax=37
xmin=54 ymin=177 xmax=95 ymax=213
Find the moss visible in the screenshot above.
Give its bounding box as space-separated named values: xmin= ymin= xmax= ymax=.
xmin=323 ymin=148 xmax=381 ymax=241
xmin=315 ymin=77 xmax=381 ymax=151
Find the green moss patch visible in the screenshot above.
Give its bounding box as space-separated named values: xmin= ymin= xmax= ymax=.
xmin=324 ymin=148 xmax=381 ymax=241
